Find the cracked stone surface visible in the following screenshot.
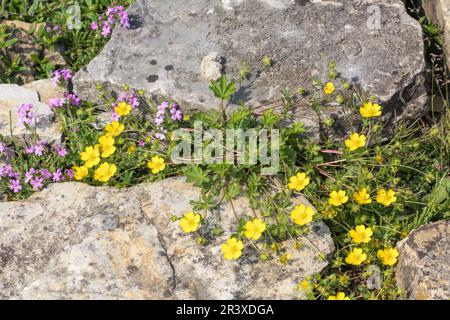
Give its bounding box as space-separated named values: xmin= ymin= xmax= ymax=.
xmin=0 ymin=177 xmax=334 ymax=299
xmin=74 ymin=0 xmax=428 ymax=138
xmin=0 ymin=84 xmax=61 ymax=143
xmin=396 ymin=220 xmax=450 ymax=300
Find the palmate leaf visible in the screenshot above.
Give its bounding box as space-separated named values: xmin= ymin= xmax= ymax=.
xmin=182 ymin=165 xmax=210 ymax=187
xmin=209 ymin=75 xmax=236 ymax=100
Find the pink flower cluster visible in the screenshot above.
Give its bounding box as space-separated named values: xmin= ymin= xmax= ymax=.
xmin=49 ymin=93 xmax=81 ymax=110
xmin=52 ymin=69 xmax=73 ymax=86
xmin=153 ymin=101 xmax=183 ymax=141
xmin=91 ymin=6 xmax=130 ymax=37
xmin=18 ymin=103 xmax=36 ymax=127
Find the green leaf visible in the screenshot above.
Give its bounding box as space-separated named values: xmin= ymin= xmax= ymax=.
xmin=182 ymin=165 xmax=210 ymax=187
xmin=209 ymin=75 xmax=236 ymax=101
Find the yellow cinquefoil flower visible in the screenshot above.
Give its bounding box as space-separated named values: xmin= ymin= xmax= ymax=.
xmin=98 ymin=135 xmax=116 ymax=158
xmin=324 ymin=82 xmax=335 ymax=95
xmin=147 ymin=155 xmax=165 ymax=174
xmin=349 ymin=225 xmax=373 ymax=244
xmin=353 ymin=188 xmax=372 ymax=205
xmin=94 ymin=162 xmax=117 ymax=182
xmin=376 ymin=189 xmax=397 ymax=206
xmin=179 ymin=212 xmax=201 ymax=233
xmin=244 ymin=218 xmax=266 ymax=240
xmin=345 ymin=247 xmax=367 ymax=266
xmin=328 ymin=190 xmax=348 ymax=207
xmin=221 ymin=238 xmax=243 ymax=260
xmin=105 ymin=121 xmax=124 ymax=137
xmin=114 ymin=101 xmax=132 ymax=116
xmin=80 ymin=145 xmax=100 ymax=168
xmin=73 ymin=165 xmax=88 ymax=181
xmin=360 ymin=102 xmax=382 ymax=118
xmin=300 ymin=279 xmax=310 ymax=290
xmin=290 ymin=204 xmax=314 ymax=226
xmin=288 ymin=172 xmax=310 ymax=191
xmin=345 ymin=133 xmax=366 ymax=151
xmin=377 ymin=247 xmax=399 ymax=266
xmin=127 ymin=144 xmax=137 ymax=154
xmin=328 ymin=292 xmax=350 ymax=300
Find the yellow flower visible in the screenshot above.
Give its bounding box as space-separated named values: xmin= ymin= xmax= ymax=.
xmin=93 ymin=162 xmax=117 ymax=182
xmin=349 ymin=225 xmax=373 ymax=244
xmin=147 ymin=155 xmax=165 ymax=174
xmin=377 ymin=247 xmax=399 ymax=266
xmin=279 ymin=253 xmax=292 ymax=264
xmin=80 ymin=145 xmax=100 ymax=168
xmin=243 ymin=218 xmax=266 ymax=240
xmin=179 ymin=212 xmax=201 ymax=233
xmin=290 ymin=204 xmax=314 ymax=226
xmin=324 ymin=82 xmax=335 ymax=95
xmin=345 ymin=133 xmax=366 ymax=151
xmin=375 ymin=152 xmax=384 ymax=164
xmin=287 ymin=172 xmax=310 ymax=191
xmin=300 ymin=279 xmax=310 ymax=290
xmin=105 ymin=121 xmax=124 ymax=137
xmin=114 ymin=101 xmax=131 ymax=116
xmin=360 ymin=102 xmax=382 ymax=118
xmin=98 ymin=135 xmax=116 ymax=158
xmin=72 ymin=165 xmax=88 ymax=181
xmin=127 ymin=144 xmax=137 ymax=154
xmin=221 ymin=238 xmax=243 ymax=260
xmin=328 ymin=190 xmax=348 ymax=207
xmin=328 ymin=292 xmax=350 ymax=300
xmin=353 ymin=188 xmax=372 ymax=205
xmin=376 ymin=189 xmax=397 ymax=207
xmin=345 ymin=247 xmax=367 ymax=266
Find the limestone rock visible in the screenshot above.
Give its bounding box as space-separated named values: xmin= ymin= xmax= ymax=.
xmin=396 ymin=220 xmax=450 ymax=300
xmin=23 ymin=79 xmax=65 ymax=105
xmin=73 ymin=0 xmax=428 ymax=137
xmin=0 ymin=84 xmax=60 ymax=143
xmin=423 ymin=0 xmax=450 ymax=70
xmin=0 ymin=177 xmax=334 ymax=299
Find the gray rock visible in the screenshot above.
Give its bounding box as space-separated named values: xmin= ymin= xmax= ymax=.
xmin=0 ymin=177 xmax=334 ymax=299
xmin=73 ymin=0 xmax=428 ymax=137
xmin=23 ymin=79 xmax=65 ymax=105
xmin=423 ymin=0 xmax=450 ymax=70
xmin=0 ymin=84 xmax=60 ymax=143
xmin=396 ymin=220 xmax=450 ymax=300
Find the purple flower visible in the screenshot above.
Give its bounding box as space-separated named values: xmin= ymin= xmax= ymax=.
xmin=155 ymin=132 xmax=166 ymax=141
xmin=40 ymin=169 xmax=52 ymax=180
xmin=9 ymin=179 xmax=22 ymax=193
xmin=65 ymin=168 xmax=74 ymax=180
xmin=52 ymin=69 xmax=72 ymax=86
xmin=25 ymin=168 xmax=36 ymax=183
xmin=155 ymin=116 xmax=164 ymax=126
xmin=90 ymin=21 xmax=98 ymax=30
xmin=101 ymin=21 xmax=111 ymax=37
xmin=33 ymin=142 xmax=45 ymax=156
xmin=170 ymin=104 xmax=183 ymax=121
xmin=52 ymin=169 xmax=63 ymax=182
xmin=18 ymin=103 xmax=36 ymax=127
xmin=0 ymin=164 xmax=14 ymax=177
xmin=0 ymin=142 xmax=12 ymax=160
xmin=49 ymin=98 xmax=64 ymax=109
xmin=119 ymin=11 xmax=130 ymax=29
xmin=111 ymin=112 xmax=120 ymax=122
xmin=30 ymin=176 xmax=44 ymax=190
xmin=138 ymin=140 xmax=145 ymax=147
xmin=54 ymin=144 xmax=68 ymax=157
xmin=129 ymin=93 xmax=140 ymax=108
xmin=65 ymin=93 xmax=81 ymax=106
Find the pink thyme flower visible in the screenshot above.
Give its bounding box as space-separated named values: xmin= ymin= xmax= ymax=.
xmin=52 ymin=169 xmax=64 ymax=182
xmin=18 ymin=103 xmax=36 ymax=127
xmin=9 ymin=179 xmax=22 ymax=193
xmin=65 ymin=168 xmax=74 ymax=180
xmin=138 ymin=140 xmax=145 ymax=147
xmin=90 ymin=21 xmax=98 ymax=30
xmin=30 ymin=176 xmax=44 ymax=190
